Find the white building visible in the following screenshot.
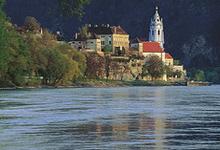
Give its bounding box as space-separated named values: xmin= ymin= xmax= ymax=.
xmin=69 ymin=33 xmax=102 ymax=52
xmin=88 ymin=25 xmax=129 ymax=55
xmin=130 ymin=6 xmax=186 ymax=81
xmin=149 ymin=6 xmax=165 ymax=49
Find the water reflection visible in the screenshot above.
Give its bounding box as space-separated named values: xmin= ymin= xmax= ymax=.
xmin=1 ymin=86 xmax=220 ymax=149
xmin=34 ymin=112 xmax=169 ymax=149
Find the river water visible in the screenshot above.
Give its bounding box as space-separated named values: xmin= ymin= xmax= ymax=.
xmin=0 ymin=86 xmax=220 ymax=150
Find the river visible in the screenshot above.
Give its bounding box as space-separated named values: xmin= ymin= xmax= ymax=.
xmin=0 ymin=86 xmax=220 ymax=150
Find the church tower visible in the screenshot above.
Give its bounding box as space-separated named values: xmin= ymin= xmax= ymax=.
xmin=149 ymin=6 xmax=165 ymax=49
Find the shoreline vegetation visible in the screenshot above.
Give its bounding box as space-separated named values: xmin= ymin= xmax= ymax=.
xmin=1 ymin=79 xmax=214 ymax=90
xmin=0 ymin=80 xmax=188 ymax=90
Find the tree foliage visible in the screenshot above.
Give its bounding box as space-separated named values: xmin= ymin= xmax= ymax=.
xmin=0 ymin=0 xmax=90 ymax=87
xmin=0 ymin=7 xmax=31 ymax=86
xmin=38 ymin=48 xmax=75 ymax=86
xmin=58 ymin=0 xmax=91 ymax=18
xmin=189 ymin=69 xmax=206 ymax=81
xmin=85 ymin=53 xmax=105 ymax=79
xmin=23 ymin=16 xmax=41 ymax=33
xmin=0 ymin=10 xmax=86 ymax=87
xmin=22 ymin=22 xmax=86 ymax=86
xmin=142 ymin=55 xmax=165 ymax=80
xmin=78 ymin=25 xmax=90 ymax=40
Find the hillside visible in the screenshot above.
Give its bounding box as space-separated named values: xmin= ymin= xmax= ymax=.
xmin=5 ymin=0 xmax=220 ymax=69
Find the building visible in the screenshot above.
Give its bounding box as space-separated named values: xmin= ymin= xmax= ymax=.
xmin=130 ymin=6 xmax=167 ymax=60
xmin=70 ymin=25 xmax=129 ymax=55
xmin=88 ymin=24 xmax=112 ymax=50
xmin=149 ymin=6 xmax=165 ymax=48
xmin=111 ymin=26 xmax=130 ymax=55
xmin=70 ymin=24 xmax=129 ymax=55
xmin=69 ymin=33 xmax=102 ymax=52
xmin=131 ymin=6 xmax=186 ymax=81
xmin=131 ymin=39 xmax=171 ymax=63
xmin=165 ymin=53 xmax=173 ymax=66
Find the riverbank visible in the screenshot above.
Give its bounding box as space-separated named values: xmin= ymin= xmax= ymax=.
xmin=74 ymin=79 xmax=187 ymax=88
xmin=0 ymin=80 xmax=187 ymax=90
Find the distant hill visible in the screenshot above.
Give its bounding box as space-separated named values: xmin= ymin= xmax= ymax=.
xmin=5 ymin=0 xmax=220 ymax=69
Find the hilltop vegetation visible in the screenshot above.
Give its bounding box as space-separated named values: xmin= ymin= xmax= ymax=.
xmin=0 ymin=1 xmax=87 ymax=87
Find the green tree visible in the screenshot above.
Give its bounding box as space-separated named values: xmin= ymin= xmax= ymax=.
xmin=0 ymin=7 xmax=31 ymax=86
xmin=58 ymin=0 xmax=91 ymax=18
xmin=56 ymin=43 xmax=86 ymax=79
xmin=205 ymin=68 xmax=220 ymax=83
xmin=39 ymin=48 xmax=73 ymax=86
xmin=194 ymin=70 xmax=205 ymax=81
xmin=79 ymin=25 xmax=90 ymax=40
xmin=23 ymin=16 xmax=41 ymax=33
xmin=0 ymin=0 xmax=8 ymax=80
xmin=0 ymin=0 xmax=89 ymax=87
xmin=22 ymin=28 xmax=86 ymax=85
xmin=165 ymin=66 xmax=174 ymax=78
xmin=0 ymin=23 xmax=9 ymax=80
xmin=6 ymin=32 xmax=31 ymax=85
xmin=142 ymin=55 xmax=165 ymax=80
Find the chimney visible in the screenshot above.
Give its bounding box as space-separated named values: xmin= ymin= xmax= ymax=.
xmin=114 ymin=27 xmax=117 ymax=33
xmin=40 ymin=28 xmax=43 ymax=35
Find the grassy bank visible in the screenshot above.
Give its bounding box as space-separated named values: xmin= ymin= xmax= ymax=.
xmin=74 ymin=79 xmax=187 ymax=88
xmin=0 ymin=79 xmax=187 ymax=90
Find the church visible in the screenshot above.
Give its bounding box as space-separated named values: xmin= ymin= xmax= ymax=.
xmin=131 ymin=6 xmax=186 ymax=81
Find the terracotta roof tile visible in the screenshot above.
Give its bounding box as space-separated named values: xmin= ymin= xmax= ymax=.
xmin=165 ymin=53 xmax=173 ymax=59
xmin=143 ymin=42 xmax=163 ymax=53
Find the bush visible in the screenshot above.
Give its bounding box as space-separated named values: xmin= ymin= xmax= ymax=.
xmin=142 ymin=55 xmax=165 ymax=80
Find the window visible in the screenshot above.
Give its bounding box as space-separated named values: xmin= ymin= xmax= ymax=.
xmin=152 ymin=31 xmax=154 ymax=35
xmin=158 ymin=30 xmax=160 ymax=35
xmin=109 ymin=41 xmax=112 ymax=45
xmin=101 ymin=41 xmax=105 ymax=45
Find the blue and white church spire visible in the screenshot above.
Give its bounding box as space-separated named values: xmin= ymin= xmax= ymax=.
xmin=149 ymin=6 xmax=165 ymax=49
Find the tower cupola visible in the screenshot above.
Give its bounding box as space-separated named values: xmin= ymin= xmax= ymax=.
xmin=149 ymin=6 xmax=165 ymax=49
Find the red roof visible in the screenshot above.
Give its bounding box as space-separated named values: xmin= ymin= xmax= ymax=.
xmin=165 ymin=53 xmax=173 ymax=59
xmin=143 ymin=42 xmax=163 ymax=53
